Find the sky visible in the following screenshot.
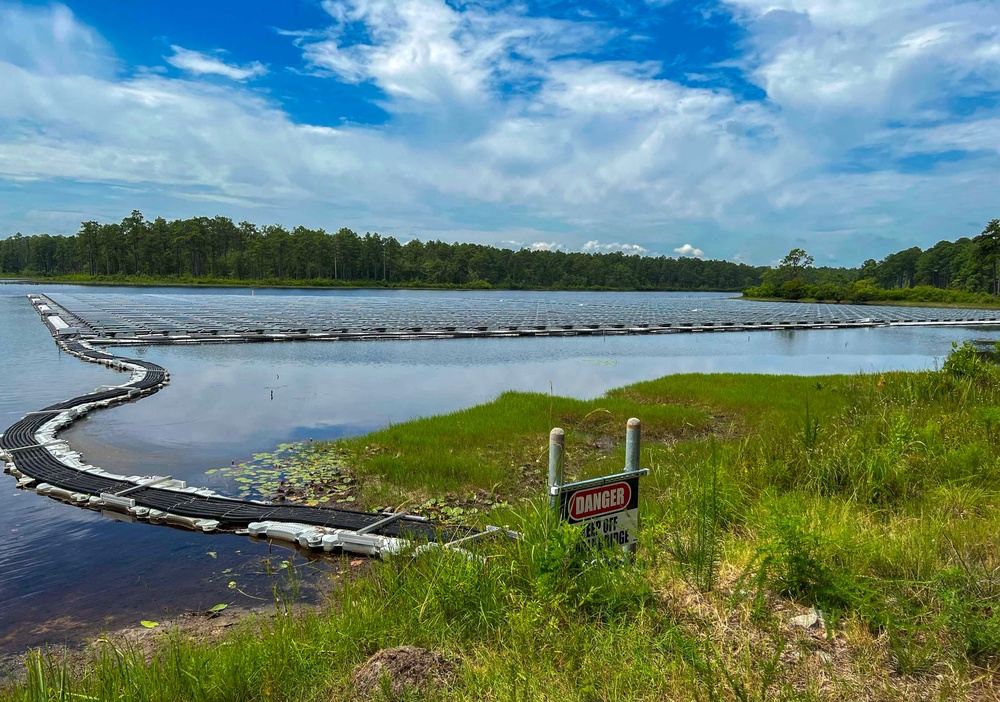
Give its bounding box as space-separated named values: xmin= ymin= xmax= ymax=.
xmin=0 ymin=0 xmax=997 ymax=266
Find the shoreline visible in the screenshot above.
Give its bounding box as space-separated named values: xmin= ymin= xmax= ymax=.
xmin=7 ymin=357 xmax=1000 ymax=697
xmin=740 ymin=295 xmax=1000 ymax=311
xmin=10 ymin=276 xmax=1000 ymax=310
xmin=0 ymin=275 xmax=741 ymax=294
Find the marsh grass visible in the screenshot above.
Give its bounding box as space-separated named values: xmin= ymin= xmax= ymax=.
xmin=335 ymin=390 xmax=711 ymax=509
xmin=10 ymin=346 xmax=1000 ymax=700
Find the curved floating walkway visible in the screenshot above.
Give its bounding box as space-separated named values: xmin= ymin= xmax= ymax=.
xmin=0 ymin=295 xmax=468 ymax=557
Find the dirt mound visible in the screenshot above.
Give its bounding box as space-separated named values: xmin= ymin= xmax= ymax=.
xmin=351 ymin=646 xmax=456 ymax=699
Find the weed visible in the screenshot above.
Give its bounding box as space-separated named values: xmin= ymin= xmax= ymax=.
xmin=942 ymin=341 xmax=990 ymax=379
xmin=668 ymin=452 xmax=724 ymax=592
xmin=887 ymin=622 xmax=943 ymax=676
xmin=798 ymin=400 xmax=820 ymax=453
xmin=748 ymin=513 xmax=860 ymax=616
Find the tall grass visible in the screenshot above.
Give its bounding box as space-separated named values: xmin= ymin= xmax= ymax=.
xmin=9 ymin=346 xmax=1000 ymax=699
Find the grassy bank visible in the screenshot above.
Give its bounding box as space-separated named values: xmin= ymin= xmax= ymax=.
xmin=7 ymin=344 xmax=1000 ymax=700
xmin=742 ymin=295 xmax=1000 ymax=310
xmin=742 ymin=281 xmax=1000 ymax=309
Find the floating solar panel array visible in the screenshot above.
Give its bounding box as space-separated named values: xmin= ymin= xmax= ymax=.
xmin=43 ymin=291 xmax=1000 ymax=344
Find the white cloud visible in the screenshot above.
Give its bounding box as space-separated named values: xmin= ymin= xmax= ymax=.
xmin=530 ymin=241 xmax=563 ymax=252
xmin=0 ymin=0 xmax=999 ymax=266
xmin=165 ymin=45 xmax=267 ymax=81
xmin=725 ymin=0 xmax=929 ymax=28
xmin=0 ymin=2 xmax=113 ymax=76
xmin=297 ymin=0 xmax=603 ymax=107
xmin=582 ymin=240 xmax=648 ymax=255
xmin=673 ymin=244 xmax=704 ymax=258
xmin=886 ymin=119 xmax=1000 ymax=156
xmin=727 ymin=0 xmax=999 ymax=127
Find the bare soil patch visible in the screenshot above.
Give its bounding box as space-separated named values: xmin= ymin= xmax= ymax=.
xmin=351 ymin=646 xmax=457 ymax=699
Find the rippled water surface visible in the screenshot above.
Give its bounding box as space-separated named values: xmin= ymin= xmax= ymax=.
xmin=3 ymin=283 xmax=999 ymax=653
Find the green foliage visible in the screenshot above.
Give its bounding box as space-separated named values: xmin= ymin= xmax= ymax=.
xmin=0 ymin=211 xmax=765 ymax=291
xmin=742 ymin=281 xmax=777 ymax=298
xmin=797 ymin=400 xmax=820 ymax=452
xmin=17 ymin=359 xmax=1000 ymax=697
xmin=521 ymin=508 xmax=651 ymax=616
xmin=780 ymin=248 xmax=814 ymax=271
xmin=7 ymin=213 xmax=1000 ymax=298
xmin=886 ymin=623 xmax=943 ymax=676
xmin=942 ymin=341 xmax=990 ymax=378
xmin=742 ymin=219 xmax=1000 ymax=302
xmin=750 ymin=513 xmax=859 ymax=614
xmin=667 ymin=455 xmax=725 ymax=592
xmin=333 ymin=389 xmax=708 ymax=508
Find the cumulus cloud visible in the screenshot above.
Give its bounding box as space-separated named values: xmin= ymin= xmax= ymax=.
xmin=0 ymin=0 xmax=998 ymax=265
xmin=165 ymin=45 xmax=267 ymax=80
xmin=530 ymin=241 xmax=563 ymax=252
xmin=582 ymin=241 xmax=648 ymax=255
xmin=673 ymin=244 xmax=704 ymax=258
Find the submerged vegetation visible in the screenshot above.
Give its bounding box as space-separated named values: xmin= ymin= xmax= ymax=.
xmin=8 ymin=343 xmax=1000 ymax=699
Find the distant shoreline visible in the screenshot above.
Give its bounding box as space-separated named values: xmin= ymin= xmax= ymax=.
xmin=10 ymin=276 xmax=1000 ymax=310
xmin=0 ymin=274 xmax=741 ymax=294
xmin=740 ymin=295 xmax=1000 ymax=311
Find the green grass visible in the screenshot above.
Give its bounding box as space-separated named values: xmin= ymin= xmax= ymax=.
xmin=8 ymin=343 xmax=1000 ymax=700
xmin=339 ymin=390 xmax=711 ymax=509
xmin=742 ymin=295 xmax=1000 ymax=310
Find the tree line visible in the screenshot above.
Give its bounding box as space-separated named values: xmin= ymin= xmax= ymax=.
xmin=0 ymin=211 xmax=764 ymax=290
xmin=744 ymin=219 xmax=1000 ymax=303
xmin=1 ymin=212 xmax=997 ymax=298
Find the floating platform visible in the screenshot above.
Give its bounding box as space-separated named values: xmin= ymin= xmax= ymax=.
xmin=38 ymin=291 xmax=1000 ymax=344
xmin=0 ymin=295 xmax=484 ymax=557
xmin=5 ymin=290 xmax=998 ymax=555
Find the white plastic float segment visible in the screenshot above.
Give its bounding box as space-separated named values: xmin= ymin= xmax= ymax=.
xmin=247 ymin=521 xmax=407 ymax=557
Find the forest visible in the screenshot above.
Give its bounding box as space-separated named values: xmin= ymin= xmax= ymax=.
xmin=0 ymin=211 xmax=761 ymax=290
xmin=744 ymin=219 xmax=1000 ymax=304
xmin=0 ymin=212 xmax=997 ymax=298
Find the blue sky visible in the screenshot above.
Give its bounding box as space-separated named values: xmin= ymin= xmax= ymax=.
xmin=0 ymin=0 xmax=997 ymax=265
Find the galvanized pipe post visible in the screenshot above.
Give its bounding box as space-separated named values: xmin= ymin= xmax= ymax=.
xmin=548 ymin=427 xmax=565 ymax=515
xmin=625 ymin=417 xmax=641 ymax=556
xmin=625 ymin=417 xmax=641 ymax=472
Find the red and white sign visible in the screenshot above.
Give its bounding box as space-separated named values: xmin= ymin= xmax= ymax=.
xmin=568 ymin=481 xmax=631 ymax=521
xmin=557 ymin=472 xmax=644 ymax=548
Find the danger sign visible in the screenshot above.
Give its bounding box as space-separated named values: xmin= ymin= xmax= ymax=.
xmin=557 ymin=473 xmax=642 ymax=549
xmin=568 ymin=482 xmax=632 ymax=520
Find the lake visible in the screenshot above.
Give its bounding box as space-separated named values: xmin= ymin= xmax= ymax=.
xmin=2 ymin=283 xmax=998 ymax=652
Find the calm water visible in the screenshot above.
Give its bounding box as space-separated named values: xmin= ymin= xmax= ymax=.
xmin=2 ymin=282 xmax=999 ymax=652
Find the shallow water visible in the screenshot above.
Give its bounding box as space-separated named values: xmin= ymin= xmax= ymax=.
xmin=2 ymin=282 xmax=999 ymax=653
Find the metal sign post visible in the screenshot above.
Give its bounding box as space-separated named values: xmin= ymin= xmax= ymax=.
xmin=547 ymin=418 xmax=648 ymax=552
xmin=548 ymin=427 xmax=564 ymax=515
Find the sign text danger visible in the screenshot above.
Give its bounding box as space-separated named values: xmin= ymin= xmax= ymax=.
xmin=558 ymin=474 xmax=642 ymax=549
xmin=569 ymin=482 xmax=632 ymax=520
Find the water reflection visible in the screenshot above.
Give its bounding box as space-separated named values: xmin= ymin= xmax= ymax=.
xmin=61 ymin=324 xmax=992 ymax=489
